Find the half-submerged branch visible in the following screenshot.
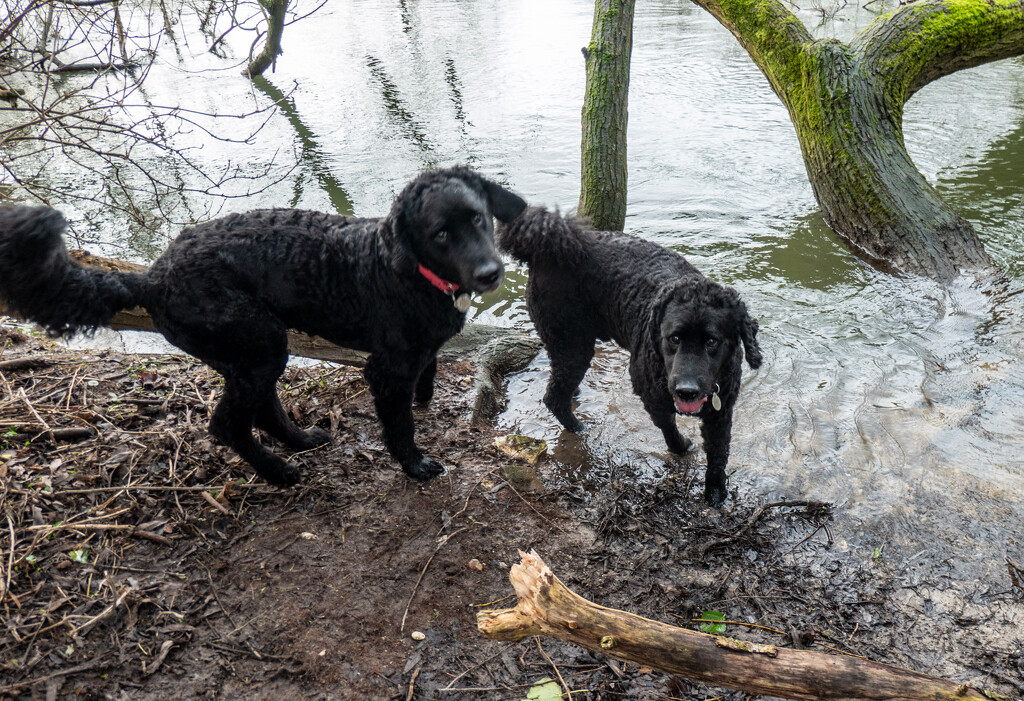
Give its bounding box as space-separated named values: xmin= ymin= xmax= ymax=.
xmin=243 ymin=0 xmax=290 ymax=77
xmin=691 ymin=0 xmax=1024 ymax=279
xmin=478 ymin=550 xmax=1006 ymax=701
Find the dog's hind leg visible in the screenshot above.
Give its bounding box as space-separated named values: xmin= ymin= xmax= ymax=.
xmin=413 ymin=356 xmax=437 ymax=405
xmin=364 ymin=354 xmax=444 ymax=481
xmin=542 ymin=341 xmax=594 ymax=433
xmin=208 ymin=364 xmax=302 ymax=486
xmin=165 ymin=312 xmax=304 ymax=486
xmin=255 ymin=392 xmax=331 ymax=451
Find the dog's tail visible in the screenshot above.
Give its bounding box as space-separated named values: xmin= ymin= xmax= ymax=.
xmin=0 ymin=206 xmax=146 ymax=337
xmin=496 ymin=206 xmax=590 ymax=266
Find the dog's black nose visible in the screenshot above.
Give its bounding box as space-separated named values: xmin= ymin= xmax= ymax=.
xmin=474 ymin=261 xmax=503 ymax=289
xmin=674 ymin=380 xmax=702 ymax=402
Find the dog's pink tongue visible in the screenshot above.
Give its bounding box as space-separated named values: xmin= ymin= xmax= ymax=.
xmin=674 ymin=397 xmax=706 ymax=414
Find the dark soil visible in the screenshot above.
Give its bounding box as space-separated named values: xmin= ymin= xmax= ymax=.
xmin=1 ymin=321 xmax=1021 ymax=700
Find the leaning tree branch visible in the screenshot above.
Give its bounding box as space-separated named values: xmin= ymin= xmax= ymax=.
xmin=478 ymin=550 xmax=1007 ymax=701
xmin=243 ymin=0 xmax=289 ymax=77
xmin=855 ymin=0 xmax=1024 ymax=100
xmin=688 ymin=0 xmax=811 ymax=102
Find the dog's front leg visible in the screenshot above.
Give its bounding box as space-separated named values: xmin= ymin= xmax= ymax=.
xmin=700 ymin=408 xmax=734 ymax=508
xmin=649 ymin=409 xmax=692 ymax=455
xmin=364 ymin=357 xmax=444 ymax=481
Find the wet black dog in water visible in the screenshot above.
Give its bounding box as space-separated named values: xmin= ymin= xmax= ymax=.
xmin=0 ymin=167 xmax=526 ymax=485
xmin=498 ymin=207 xmax=762 ymax=507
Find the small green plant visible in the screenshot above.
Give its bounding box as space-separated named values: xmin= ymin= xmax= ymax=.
xmin=872 ymin=545 xmax=884 ymax=560
xmin=523 ymin=678 xmax=561 ymax=701
xmin=68 ymin=549 xmax=89 ymax=564
xmin=699 ymin=610 xmax=727 ymax=634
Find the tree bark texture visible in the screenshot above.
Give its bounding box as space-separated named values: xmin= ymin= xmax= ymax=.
xmin=478 ymin=550 xmax=1008 ymax=701
xmin=689 ymin=0 xmax=1024 ymax=279
xmin=578 ymin=0 xmax=635 ymax=231
xmin=243 ymin=0 xmax=289 ymax=78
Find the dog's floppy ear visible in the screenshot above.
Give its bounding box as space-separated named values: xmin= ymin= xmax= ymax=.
xmin=480 ymin=178 xmax=527 ymax=223
xmin=646 ymin=284 xmax=680 ymax=358
xmin=739 ymin=306 xmax=762 ymax=370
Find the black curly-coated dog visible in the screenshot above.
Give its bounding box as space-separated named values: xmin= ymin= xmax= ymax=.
xmin=499 ymin=207 xmax=762 ymax=507
xmin=0 ymin=166 xmax=526 ymax=486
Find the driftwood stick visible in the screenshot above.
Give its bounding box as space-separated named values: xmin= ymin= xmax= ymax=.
xmin=477 ymin=550 xmax=1005 ymax=701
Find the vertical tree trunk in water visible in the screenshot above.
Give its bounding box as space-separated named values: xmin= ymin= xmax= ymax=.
xmin=690 ymin=0 xmax=1024 ymax=279
xmin=243 ymin=0 xmax=289 ymax=78
xmin=579 ymin=0 xmax=635 ymax=232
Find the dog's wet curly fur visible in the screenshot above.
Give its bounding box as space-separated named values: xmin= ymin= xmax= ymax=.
xmin=0 ymin=166 xmax=526 ymax=485
xmin=499 ymin=207 xmax=762 ymax=506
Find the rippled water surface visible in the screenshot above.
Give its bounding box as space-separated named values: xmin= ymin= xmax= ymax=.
xmin=26 ymin=0 xmax=1024 ymax=573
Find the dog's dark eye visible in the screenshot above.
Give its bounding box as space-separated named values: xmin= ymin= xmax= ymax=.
xmin=472 ymin=213 xmax=484 ymax=227
xmin=706 ymin=337 xmax=719 ymax=351
xmin=668 ymin=334 xmax=680 ymax=346
xmin=434 ymin=230 xmax=448 ymax=243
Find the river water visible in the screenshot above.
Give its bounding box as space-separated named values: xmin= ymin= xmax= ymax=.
xmin=11 ymin=1 xmax=1024 ymax=580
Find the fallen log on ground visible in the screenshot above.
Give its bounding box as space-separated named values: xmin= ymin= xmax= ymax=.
xmin=0 ymin=250 xmax=541 ymax=420
xmin=477 ymin=550 xmax=1006 ymax=701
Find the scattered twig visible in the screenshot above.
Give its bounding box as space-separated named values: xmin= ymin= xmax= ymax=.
xmin=687 ymin=617 xmax=787 ymax=637
xmin=201 ymin=490 xmax=230 ymax=515
xmin=2 ymin=513 xmax=15 ymax=604
xmin=400 ymin=526 xmax=469 ymax=633
xmin=0 ymin=357 xmax=52 ymax=372
xmin=442 ymin=647 xmax=510 ymax=690
xmin=0 ymin=656 xmax=110 ymax=695
xmin=405 ymin=665 xmax=420 ymax=701
xmin=535 ymin=637 xmax=572 ymax=699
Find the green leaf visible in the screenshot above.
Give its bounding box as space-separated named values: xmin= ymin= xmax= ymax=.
xmin=699 ymin=610 xmax=727 ymax=634
xmin=68 ymin=549 xmax=89 ymax=564
xmin=523 ymin=677 xmax=562 ymax=701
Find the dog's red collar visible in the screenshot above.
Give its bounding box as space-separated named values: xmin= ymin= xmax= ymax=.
xmin=417 ymin=264 xmax=460 ymax=294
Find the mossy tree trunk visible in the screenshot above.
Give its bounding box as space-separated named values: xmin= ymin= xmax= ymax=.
xmin=243 ymin=0 xmax=289 ymax=78
xmin=691 ymin=0 xmax=1024 ymax=279
xmin=579 ymin=0 xmax=635 ymax=231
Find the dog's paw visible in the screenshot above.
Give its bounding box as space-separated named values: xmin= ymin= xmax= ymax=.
xmin=560 ymin=416 xmax=587 ymax=434
xmin=257 ymin=457 xmax=301 ymax=487
xmin=666 ymin=432 xmax=693 ymax=455
xmin=404 ymin=457 xmax=446 ymax=481
xmin=703 ymin=481 xmax=728 ymax=509
xmin=299 ymin=427 xmax=331 ymax=450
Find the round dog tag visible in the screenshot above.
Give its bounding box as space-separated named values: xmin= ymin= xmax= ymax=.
xmin=454 ymin=293 xmax=471 ymax=313
xmin=711 ymin=392 xmax=722 ymax=411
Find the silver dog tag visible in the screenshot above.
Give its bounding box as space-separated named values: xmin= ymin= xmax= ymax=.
xmin=453 ymin=293 xmax=471 ymax=313
xmin=711 ymin=392 xmax=722 ymax=411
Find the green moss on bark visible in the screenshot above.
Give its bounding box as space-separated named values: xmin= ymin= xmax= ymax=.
xmin=579 ymin=0 xmax=635 ymax=231
xmin=689 ymin=0 xmax=1014 ymax=277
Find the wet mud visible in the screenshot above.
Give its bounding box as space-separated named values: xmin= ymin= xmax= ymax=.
xmin=0 ymin=322 xmax=1021 ymax=700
